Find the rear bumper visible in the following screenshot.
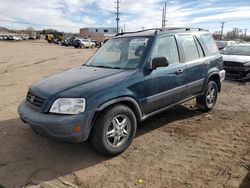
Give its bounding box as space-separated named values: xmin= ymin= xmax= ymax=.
xmin=18 ymin=101 xmax=95 ymax=143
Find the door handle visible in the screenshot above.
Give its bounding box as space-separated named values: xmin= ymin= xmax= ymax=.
xmin=176 ymin=69 xmax=184 ymax=74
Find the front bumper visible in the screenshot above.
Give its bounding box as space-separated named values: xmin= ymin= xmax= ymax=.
xmin=223 ymin=66 xmax=250 ymax=81
xmin=18 ymin=101 xmax=95 ymax=143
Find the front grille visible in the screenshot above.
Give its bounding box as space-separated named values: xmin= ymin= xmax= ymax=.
xmin=223 ymin=61 xmax=244 ymax=67
xmin=26 ymin=91 xmax=44 ymax=108
xmin=223 ymin=66 xmax=245 ymax=71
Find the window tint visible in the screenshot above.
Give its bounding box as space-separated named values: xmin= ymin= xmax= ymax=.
xmin=200 ymin=34 xmax=219 ymax=56
xmin=179 ymin=35 xmax=199 ymax=62
xmin=152 ymin=36 xmax=179 ymax=64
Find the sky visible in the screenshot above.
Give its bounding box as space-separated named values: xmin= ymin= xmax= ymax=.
xmin=0 ymin=0 xmax=250 ymax=34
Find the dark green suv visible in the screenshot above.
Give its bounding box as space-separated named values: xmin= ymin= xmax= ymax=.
xmin=18 ymin=28 xmax=225 ymax=156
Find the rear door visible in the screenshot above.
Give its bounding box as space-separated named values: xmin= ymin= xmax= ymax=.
xmin=177 ymin=34 xmax=206 ymax=97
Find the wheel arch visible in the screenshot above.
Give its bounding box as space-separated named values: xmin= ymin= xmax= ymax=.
xmin=91 ymin=97 xmax=143 ymax=128
xmin=206 ymin=72 xmax=221 ymax=92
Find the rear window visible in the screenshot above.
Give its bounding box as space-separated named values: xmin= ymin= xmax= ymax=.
xmin=200 ymin=34 xmax=219 ymax=56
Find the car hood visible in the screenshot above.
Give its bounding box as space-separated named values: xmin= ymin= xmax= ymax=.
xmin=222 ymin=55 xmax=250 ymax=63
xmin=31 ymin=66 xmax=128 ymax=97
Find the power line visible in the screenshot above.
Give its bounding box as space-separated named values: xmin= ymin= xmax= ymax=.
xmin=0 ymin=19 xmax=80 ymax=29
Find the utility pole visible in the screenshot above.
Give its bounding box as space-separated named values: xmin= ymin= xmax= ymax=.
xmin=115 ymin=0 xmax=121 ymax=34
xmin=220 ymin=22 xmax=225 ymax=40
xmin=244 ymin=28 xmax=248 ymax=37
xmin=233 ymin=27 xmax=239 ymax=38
xmin=162 ymin=3 xmax=167 ymax=28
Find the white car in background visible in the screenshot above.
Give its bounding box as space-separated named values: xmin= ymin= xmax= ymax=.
xmin=222 ymin=44 xmax=250 ymax=81
xmin=215 ymin=40 xmax=236 ymax=53
xmin=80 ymin=39 xmax=95 ymax=48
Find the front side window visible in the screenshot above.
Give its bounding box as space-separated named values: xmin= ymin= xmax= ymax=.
xmin=179 ymin=35 xmax=199 ymax=62
xmin=151 ymin=35 xmax=179 ymax=64
xmin=86 ymin=37 xmax=149 ymax=69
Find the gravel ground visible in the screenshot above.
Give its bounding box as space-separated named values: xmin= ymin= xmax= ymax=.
xmin=0 ymin=40 xmax=249 ymax=188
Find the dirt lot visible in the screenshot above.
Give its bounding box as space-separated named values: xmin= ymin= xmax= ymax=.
xmin=0 ymin=40 xmax=249 ymax=188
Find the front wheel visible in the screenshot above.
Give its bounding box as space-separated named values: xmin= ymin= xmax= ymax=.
xmin=196 ymin=80 xmax=218 ymax=111
xmin=90 ymin=105 xmax=137 ymax=156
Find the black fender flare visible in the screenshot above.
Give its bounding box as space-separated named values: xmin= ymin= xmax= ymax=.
xmin=97 ymin=97 xmax=143 ymax=121
xmin=203 ymin=71 xmax=221 ymax=93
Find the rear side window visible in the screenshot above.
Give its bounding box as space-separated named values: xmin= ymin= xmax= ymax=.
xmin=152 ymin=36 xmax=179 ymax=64
xmin=200 ymin=34 xmax=219 ymax=56
xmin=179 ymin=35 xmax=199 ymax=62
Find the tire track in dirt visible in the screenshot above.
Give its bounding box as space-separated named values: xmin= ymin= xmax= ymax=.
xmin=0 ymin=57 xmax=58 ymax=74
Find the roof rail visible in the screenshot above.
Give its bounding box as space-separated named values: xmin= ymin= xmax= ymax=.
xmin=157 ymin=27 xmax=205 ymax=33
xmin=114 ymin=27 xmax=206 ymax=37
xmin=115 ymin=28 xmax=158 ymax=36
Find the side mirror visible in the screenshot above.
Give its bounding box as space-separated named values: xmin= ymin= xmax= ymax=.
xmin=151 ymin=57 xmax=169 ymax=69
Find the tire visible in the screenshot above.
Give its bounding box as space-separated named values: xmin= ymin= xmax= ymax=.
xmin=196 ymin=80 xmax=218 ymax=112
xmin=90 ymin=105 xmax=137 ymax=156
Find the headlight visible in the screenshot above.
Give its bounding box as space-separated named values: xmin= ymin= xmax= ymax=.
xmin=244 ymin=62 xmax=250 ymax=67
xmin=50 ymin=98 xmax=86 ymax=114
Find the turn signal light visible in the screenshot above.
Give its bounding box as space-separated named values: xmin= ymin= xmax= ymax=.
xmin=73 ymin=125 xmax=81 ymax=133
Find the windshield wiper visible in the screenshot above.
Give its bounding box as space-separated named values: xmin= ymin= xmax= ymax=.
xmin=92 ymin=65 xmax=113 ymax=69
xmin=91 ymin=65 xmax=122 ymax=69
xmin=84 ymin=64 xmax=93 ymax=67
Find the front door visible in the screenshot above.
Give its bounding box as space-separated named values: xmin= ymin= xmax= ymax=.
xmin=141 ymin=35 xmax=186 ymax=115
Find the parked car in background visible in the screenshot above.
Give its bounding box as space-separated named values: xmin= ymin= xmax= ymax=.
xmin=215 ymin=40 xmax=236 ymax=53
xmin=73 ymin=38 xmax=95 ymax=48
xmin=18 ymin=28 xmax=225 ymax=156
xmin=61 ymin=38 xmax=75 ymax=47
xmin=72 ymin=39 xmax=82 ymax=48
xmin=222 ymin=44 xmax=250 ymax=81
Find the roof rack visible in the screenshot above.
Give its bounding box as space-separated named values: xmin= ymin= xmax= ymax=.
xmin=114 ymin=28 xmax=159 ymax=36
xmin=158 ymin=27 xmax=204 ymax=32
xmin=114 ymin=27 xmax=206 ymax=37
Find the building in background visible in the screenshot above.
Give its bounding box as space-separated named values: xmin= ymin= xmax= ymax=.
xmin=79 ymin=27 xmax=118 ymax=42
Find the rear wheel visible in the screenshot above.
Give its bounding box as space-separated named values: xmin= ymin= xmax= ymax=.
xmin=196 ymin=80 xmax=218 ymax=111
xmin=90 ymin=105 xmax=137 ymax=156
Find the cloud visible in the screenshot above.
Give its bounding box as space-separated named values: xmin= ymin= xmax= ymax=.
xmin=0 ymin=0 xmax=249 ymax=32
xmin=191 ymin=7 xmax=250 ymax=24
xmin=82 ymin=16 xmax=96 ymax=25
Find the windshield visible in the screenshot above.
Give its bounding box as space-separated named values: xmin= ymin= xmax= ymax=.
xmin=216 ymin=41 xmax=227 ymax=49
xmin=86 ymin=37 xmax=150 ymax=69
xmin=223 ymin=45 xmax=250 ymax=56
